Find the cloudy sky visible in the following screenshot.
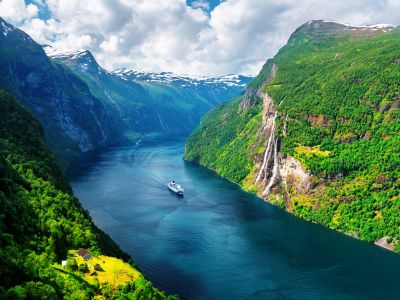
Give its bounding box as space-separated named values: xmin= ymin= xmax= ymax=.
xmin=1 ymin=0 xmax=400 ymax=75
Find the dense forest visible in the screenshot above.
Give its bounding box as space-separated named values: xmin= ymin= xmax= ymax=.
xmin=185 ymin=22 xmax=400 ymax=251
xmin=0 ymin=91 xmax=177 ymax=299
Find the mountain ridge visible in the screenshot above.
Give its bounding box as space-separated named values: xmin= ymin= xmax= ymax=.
xmin=44 ymin=43 xmax=252 ymax=146
xmin=43 ymin=45 xmax=252 ymax=87
xmin=289 ymin=19 xmax=396 ymax=41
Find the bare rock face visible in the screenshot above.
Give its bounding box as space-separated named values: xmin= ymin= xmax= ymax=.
xmin=250 ymin=60 xmax=312 ymax=204
xmin=250 ymin=61 xmax=281 ymax=198
xmin=279 ymin=156 xmax=311 ymax=195
xmin=374 ymin=236 xmax=394 ymax=251
xmin=253 ymin=94 xmax=278 ymax=196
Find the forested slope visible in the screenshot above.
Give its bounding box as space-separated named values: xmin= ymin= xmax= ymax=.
xmin=0 ymin=91 xmax=175 ymax=299
xmin=185 ymin=21 xmax=400 ymax=251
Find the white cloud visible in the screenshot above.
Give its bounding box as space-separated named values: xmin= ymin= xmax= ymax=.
xmin=2 ymin=0 xmax=400 ymax=75
xmin=0 ymin=0 xmax=38 ymax=23
xmin=191 ymin=1 xmax=211 ymax=11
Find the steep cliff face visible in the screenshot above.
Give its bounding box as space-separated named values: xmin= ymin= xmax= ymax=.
xmin=0 ymin=18 xmax=123 ymax=167
xmin=185 ymin=20 xmax=400 ymax=251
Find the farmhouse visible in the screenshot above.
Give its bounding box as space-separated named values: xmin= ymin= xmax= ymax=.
xmin=77 ymin=248 xmax=92 ymax=261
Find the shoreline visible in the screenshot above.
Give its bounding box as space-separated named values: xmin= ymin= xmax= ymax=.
xmin=184 ymin=157 xmax=398 ymax=254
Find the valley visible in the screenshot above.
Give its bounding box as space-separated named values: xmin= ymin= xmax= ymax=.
xmin=0 ymin=16 xmax=248 ymax=299
xmin=0 ymin=17 xmax=251 ymax=168
xmin=0 ymin=7 xmax=399 ymax=300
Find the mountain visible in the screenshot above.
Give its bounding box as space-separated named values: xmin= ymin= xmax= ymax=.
xmin=0 ymin=17 xmax=250 ymax=168
xmin=44 ymin=45 xmax=252 ymax=141
xmin=0 ymin=91 xmax=176 ymax=299
xmin=113 ymin=68 xmax=251 ymax=105
xmin=0 ymin=17 xmax=123 ymax=168
xmin=185 ymin=20 xmax=400 ymax=251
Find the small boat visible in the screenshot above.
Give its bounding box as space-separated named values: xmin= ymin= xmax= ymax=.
xmin=168 ymin=181 xmax=184 ymax=196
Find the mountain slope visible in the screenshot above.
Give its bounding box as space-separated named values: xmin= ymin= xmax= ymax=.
xmin=0 ymin=18 xmax=125 ymax=168
xmin=0 ymin=17 xmax=250 ymax=168
xmin=185 ymin=20 xmax=400 ymax=251
xmin=113 ymin=68 xmax=251 ymax=107
xmin=44 ymin=46 xmax=252 ymax=139
xmin=0 ymin=91 xmax=175 ymax=299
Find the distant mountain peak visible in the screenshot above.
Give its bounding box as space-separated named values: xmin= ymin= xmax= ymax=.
xmin=307 ymin=20 xmax=395 ymax=29
xmin=290 ymin=20 xmax=396 ymax=40
xmin=43 ymin=45 xmax=105 ymax=76
xmin=44 ymin=45 xmax=91 ymax=59
xmin=112 ymin=68 xmax=252 ymax=87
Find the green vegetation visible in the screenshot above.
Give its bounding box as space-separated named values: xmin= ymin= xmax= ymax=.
xmin=60 ymin=251 xmax=142 ymax=287
xmin=185 ymin=24 xmax=400 ymax=250
xmin=52 ymin=251 xmax=172 ymax=299
xmin=185 ymin=97 xmax=262 ymax=183
xmin=0 ymin=91 xmax=177 ymax=299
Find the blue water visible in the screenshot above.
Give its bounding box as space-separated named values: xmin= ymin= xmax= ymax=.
xmin=69 ymin=140 xmax=400 ymax=299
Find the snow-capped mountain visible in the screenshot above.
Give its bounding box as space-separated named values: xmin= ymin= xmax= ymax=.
xmin=112 ymin=68 xmax=252 ymax=88
xmin=42 ymin=45 xmax=252 ymax=146
xmin=44 ymin=45 xmax=106 ymax=77
xmin=44 ymin=46 xmax=252 ymax=88
xmin=44 ymin=45 xmax=252 ymax=92
xmin=320 ymin=20 xmax=395 ymax=32
xmin=290 ymin=20 xmax=397 ymax=40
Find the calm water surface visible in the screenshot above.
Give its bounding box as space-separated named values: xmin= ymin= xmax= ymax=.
xmin=69 ymin=140 xmax=400 ymax=299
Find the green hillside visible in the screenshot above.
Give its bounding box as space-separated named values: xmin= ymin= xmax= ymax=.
xmin=0 ymin=91 xmax=176 ymax=299
xmin=185 ymin=22 xmax=400 ymax=251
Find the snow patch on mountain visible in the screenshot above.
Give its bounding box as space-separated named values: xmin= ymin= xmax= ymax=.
xmin=112 ymin=68 xmax=251 ymax=87
xmin=1 ymin=21 xmax=14 ymax=37
xmin=43 ymin=46 xmax=252 ymax=87
xmin=44 ymin=46 xmax=90 ymax=60
xmin=319 ymin=20 xmax=395 ymax=32
xmin=44 ymin=46 xmax=104 ymax=74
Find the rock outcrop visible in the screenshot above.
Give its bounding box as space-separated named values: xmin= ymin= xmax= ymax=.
xmin=251 ymin=63 xmax=312 ymax=205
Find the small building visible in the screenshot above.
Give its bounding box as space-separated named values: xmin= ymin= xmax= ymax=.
xmin=77 ymin=248 xmax=88 ymax=257
xmin=61 ymin=260 xmax=67 ymax=267
xmin=83 ymin=253 xmax=92 ymax=261
xmin=77 ymin=248 xmax=92 ymax=261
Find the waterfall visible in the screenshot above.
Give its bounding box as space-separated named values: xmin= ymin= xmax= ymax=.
xmin=262 ymin=137 xmax=279 ymax=196
xmin=283 ymin=114 xmax=288 ymax=136
xmin=255 ymin=111 xmax=277 ymax=184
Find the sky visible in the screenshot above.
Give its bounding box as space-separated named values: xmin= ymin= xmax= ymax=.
xmin=0 ymin=0 xmax=399 ymax=76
